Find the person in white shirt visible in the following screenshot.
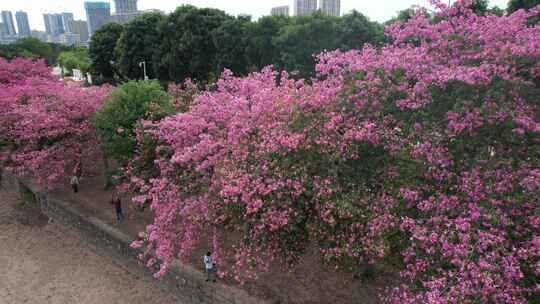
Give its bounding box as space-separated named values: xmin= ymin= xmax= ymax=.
xmin=204 ymin=251 xmax=216 ymax=282
xmin=70 ymin=175 xmax=80 ymax=193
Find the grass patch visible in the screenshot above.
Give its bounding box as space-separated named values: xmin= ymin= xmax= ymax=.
xmin=19 ymin=183 xmax=36 ymax=205
xmin=15 ymin=199 xmax=29 ymax=209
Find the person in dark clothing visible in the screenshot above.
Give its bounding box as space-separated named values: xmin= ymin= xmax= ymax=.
xmin=110 ymin=194 xmax=124 ymax=222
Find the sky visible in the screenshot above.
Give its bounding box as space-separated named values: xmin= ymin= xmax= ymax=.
xmin=1 ymin=0 xmax=509 ymax=32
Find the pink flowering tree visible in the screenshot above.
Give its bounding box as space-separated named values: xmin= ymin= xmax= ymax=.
xmin=0 ymin=58 xmax=110 ymax=189
xmin=0 ymin=57 xmax=53 ymax=86
xmin=167 ymin=78 xmax=199 ymax=112
xmin=126 ymin=1 xmax=539 ymax=302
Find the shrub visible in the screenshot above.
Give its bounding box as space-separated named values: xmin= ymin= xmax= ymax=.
xmin=93 ymin=80 xmax=173 ymax=165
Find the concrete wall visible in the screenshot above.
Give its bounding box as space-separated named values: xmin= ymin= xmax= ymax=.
xmin=1 ymin=170 xmax=269 ymax=304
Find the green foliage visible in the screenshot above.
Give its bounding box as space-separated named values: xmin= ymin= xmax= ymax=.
xmin=488 ymin=6 xmax=505 ymax=16
xmin=507 ymin=0 xmax=540 ymax=13
xmin=155 ymin=5 xmax=232 ymax=83
xmin=115 ymin=12 xmax=165 ymax=80
xmin=89 ymin=23 xmax=124 ymax=83
xmin=275 ymin=12 xmax=341 ymax=79
xmin=467 ymin=0 xmax=490 ymax=15
xmin=338 ymin=10 xmax=385 ymax=49
xmin=245 ymin=15 xmax=291 ymax=72
xmin=93 ymin=80 xmax=173 ymax=164
xmin=104 ymin=168 xmax=121 ymax=190
xmin=0 ymin=37 xmax=72 ymax=65
xmin=151 ymin=6 xmax=383 ymax=82
xmin=212 ymin=16 xmax=251 ymax=76
xmin=80 ymin=5 xmax=385 ymax=83
xmin=385 ymin=8 xmax=416 ymax=25
xmin=19 ymin=183 xmax=36 ymax=205
xmin=58 ymin=48 xmax=91 ymax=75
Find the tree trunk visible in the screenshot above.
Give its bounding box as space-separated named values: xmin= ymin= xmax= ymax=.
xmin=100 ymin=144 xmax=111 ymax=189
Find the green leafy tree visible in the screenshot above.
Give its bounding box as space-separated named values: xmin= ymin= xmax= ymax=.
xmin=467 ymin=0 xmax=490 ymax=15
xmin=58 ymin=48 xmax=91 ymax=75
xmin=211 ymin=15 xmax=251 ymax=76
xmin=507 ymin=0 xmax=540 ymax=13
xmin=488 ymin=6 xmax=505 ymax=16
xmin=245 ymin=15 xmax=290 ymax=71
xmin=115 ymin=12 xmax=165 ymax=80
xmin=89 ymin=23 xmax=124 ymax=84
xmin=155 ymin=5 xmax=232 ymax=83
xmin=0 ymin=44 xmax=25 ymax=60
xmin=337 ymin=10 xmax=384 ymax=50
xmin=385 ymin=8 xmax=415 ymax=25
xmin=93 ymin=80 xmax=173 ymax=164
xmin=275 ymin=12 xmax=341 ymax=78
xmin=0 ymin=37 xmax=69 ymax=65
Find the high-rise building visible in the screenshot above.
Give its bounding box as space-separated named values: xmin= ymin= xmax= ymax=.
xmin=60 ymin=33 xmax=81 ymax=45
xmin=114 ymin=0 xmax=138 ymax=14
xmin=111 ymin=0 xmax=141 ymax=24
xmin=294 ymin=0 xmax=317 ymax=16
xmin=271 ymin=6 xmax=290 ymax=17
xmin=85 ymin=2 xmax=111 ymax=37
xmin=43 ymin=13 xmax=65 ymax=35
xmin=62 ymin=13 xmax=74 ymax=33
xmin=319 ymin=0 xmax=340 ymax=16
xmin=0 ymin=22 xmax=7 ymax=37
xmin=71 ymin=20 xmax=89 ymax=42
xmin=43 ymin=15 xmax=51 ymax=34
xmin=111 ymin=11 xmax=143 ymax=24
xmin=1 ymin=11 xmax=17 ymax=36
xmin=15 ymin=11 xmax=31 ymax=37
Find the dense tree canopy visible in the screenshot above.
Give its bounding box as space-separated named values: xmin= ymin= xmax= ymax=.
xmin=243 ymin=16 xmax=286 ymax=73
xmin=211 ymin=16 xmax=251 ymax=77
xmin=115 ymin=12 xmax=165 ymax=80
xmin=58 ymin=48 xmax=91 ymax=76
xmin=94 ymin=5 xmax=383 ymax=84
xmin=93 ymin=80 xmax=173 ymax=164
xmin=274 ymin=13 xmax=341 ymax=78
xmin=0 ymin=37 xmax=71 ymax=65
xmin=155 ymin=6 xmax=232 ymax=83
xmin=272 ymin=11 xmax=384 ymax=78
xmin=508 ymin=0 xmax=540 ymax=13
xmin=89 ymin=23 xmax=124 ymax=83
xmin=338 ymin=10 xmax=384 ymax=50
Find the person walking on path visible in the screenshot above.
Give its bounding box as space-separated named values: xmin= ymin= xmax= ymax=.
xmin=74 ymin=161 xmax=82 ymax=178
xmin=204 ymin=252 xmax=216 ymax=282
xmin=110 ymin=193 xmax=124 ymax=223
xmin=70 ymin=175 xmax=80 ymax=193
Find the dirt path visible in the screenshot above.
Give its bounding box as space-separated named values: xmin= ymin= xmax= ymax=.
xmin=0 ymin=188 xmax=181 ymax=304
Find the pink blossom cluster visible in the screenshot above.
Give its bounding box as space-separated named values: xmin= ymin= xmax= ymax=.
xmin=167 ymin=78 xmax=199 ymax=112
xmin=123 ymin=2 xmax=540 ymax=302
xmin=0 ymin=57 xmax=53 ymax=86
xmin=0 ymin=58 xmax=110 ymax=188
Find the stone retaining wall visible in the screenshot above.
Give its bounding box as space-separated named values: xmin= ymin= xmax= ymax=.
xmin=1 ymin=170 xmax=269 ymax=304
